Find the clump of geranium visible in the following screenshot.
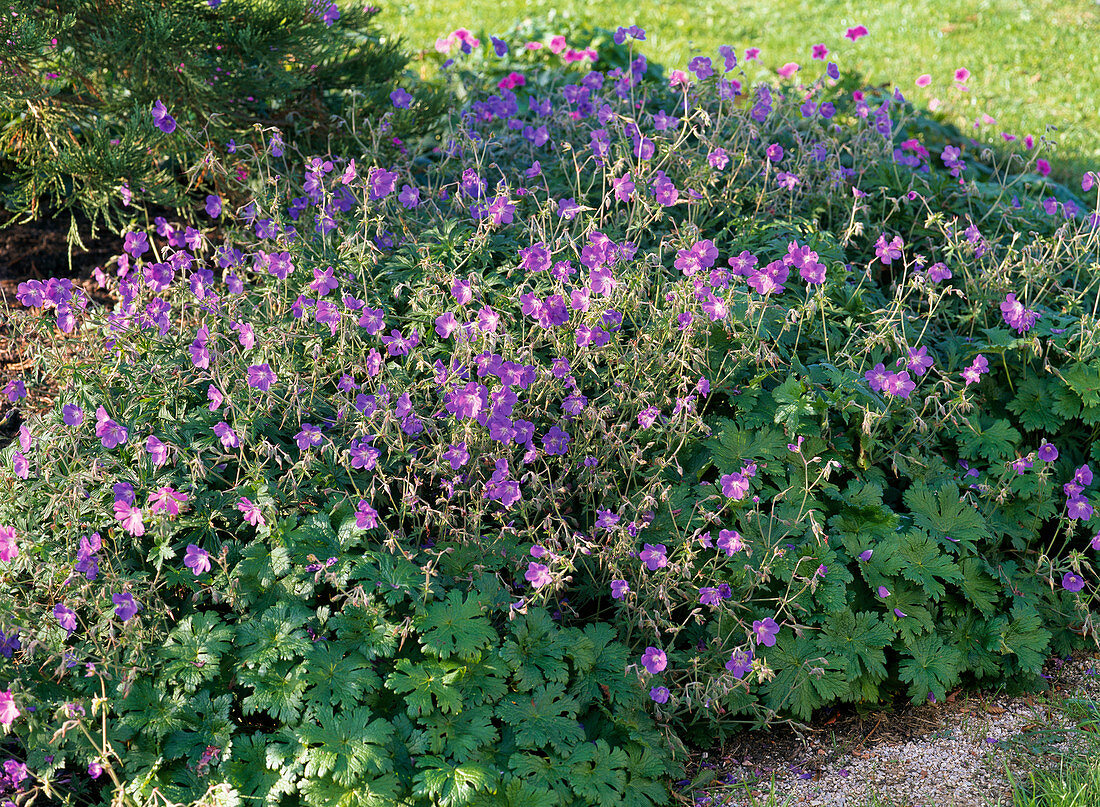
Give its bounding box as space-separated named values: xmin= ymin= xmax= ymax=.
xmin=2 ymin=17 xmax=1100 ymax=802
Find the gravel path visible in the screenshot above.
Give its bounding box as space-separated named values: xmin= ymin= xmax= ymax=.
xmin=695 ymin=652 xmax=1100 ymax=807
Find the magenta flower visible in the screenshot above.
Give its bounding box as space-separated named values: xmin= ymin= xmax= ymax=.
xmin=184 ymin=544 xmax=211 ymax=576
xmin=699 ymin=587 xmax=722 ymax=606
xmin=720 ymin=472 xmax=750 ymax=500
xmin=525 ymin=562 xmax=552 ymax=589
xmin=638 ymin=406 xmax=660 ymax=429
xmin=237 ymin=497 xmax=265 ymax=527
xmin=113 ymin=500 xmax=145 ymax=536
xmin=641 ymin=646 xmax=667 ymax=674
xmin=845 ymin=25 xmax=869 ymax=41
xmin=752 ymin=618 xmax=780 ymax=647
xmin=368 ymin=168 xmax=399 ymax=200
xmin=906 ymin=346 xmax=934 ymax=376
xmin=0 ymin=691 xmax=19 ymax=726
xmin=148 ymin=486 xmax=188 ymax=517
xmin=611 ymin=579 xmax=630 ymax=599
xmin=674 ymin=239 xmax=718 ymax=276
xmin=612 ymin=173 xmax=635 ymax=203
xmin=878 ymin=586 xmax=891 ymax=598
xmin=875 ymin=234 xmax=904 ymax=264
xmin=398 ymin=184 xmax=420 ymax=209
xmin=894 ymin=608 xmax=907 ymax=618
xmin=811 ymin=43 xmax=829 ymax=60
xmin=882 ymin=370 xmax=916 ymax=399
xmin=717 ymin=529 xmax=745 ymax=556
xmin=112 ymin=592 xmax=141 ymax=622
xmin=962 ymin=355 xmax=989 ymax=386
xmin=60 ymin=403 xmax=83 ymax=427
xmin=146 ymin=435 xmax=169 ymax=467
xmin=639 ymin=543 xmax=668 ymax=571
xmin=294 ymin=423 xmax=323 ymax=451
xmin=2 ymin=379 xmax=25 ymax=403
xmin=926 ymin=262 xmax=952 ymax=282
xmin=1067 ymin=496 xmax=1093 ymax=521
xmin=765 ymin=143 xmax=784 ymax=162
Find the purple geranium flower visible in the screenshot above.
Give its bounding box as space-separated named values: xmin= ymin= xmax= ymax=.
xmin=247 ymin=363 xmax=277 ymax=392
xmin=151 ymin=99 xmax=176 ymax=134
xmin=1062 ymin=572 xmax=1085 ymax=593
xmin=641 ymin=646 xmax=667 ymax=674
xmin=94 ymin=407 xmax=128 ymax=449
xmin=611 ymin=579 xmax=630 ymax=599
xmin=639 ymin=543 xmax=668 ymax=571
xmin=62 ymin=404 xmax=84 ymax=427
xmin=1000 ymin=293 xmax=1041 ymax=335
xmin=390 ymin=88 xmax=412 ymax=109
xmin=112 ymin=592 xmax=141 ymax=622
xmin=650 ymin=686 xmax=671 ymax=704
xmin=752 ymin=617 xmax=780 ymax=647
xmin=725 ymin=647 xmax=753 ymax=678
xmin=213 ymin=422 xmax=239 ymax=450
xmin=54 ymin=602 xmax=78 ymax=635
xmin=184 ymin=544 xmax=211 ymax=576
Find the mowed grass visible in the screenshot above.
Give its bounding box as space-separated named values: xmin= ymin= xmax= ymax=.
xmin=371 ymin=0 xmax=1099 ymax=181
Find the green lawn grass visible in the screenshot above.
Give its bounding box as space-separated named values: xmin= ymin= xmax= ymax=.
xmin=372 ymin=0 xmax=1099 ymax=179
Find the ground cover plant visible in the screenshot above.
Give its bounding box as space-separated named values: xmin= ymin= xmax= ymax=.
xmin=1 ymin=13 xmax=1100 ymax=807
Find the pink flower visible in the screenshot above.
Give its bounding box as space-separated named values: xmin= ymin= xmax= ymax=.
xmin=525 ymin=562 xmax=552 ymax=588
xmin=0 ymin=690 xmax=19 ymax=726
xmin=962 ymin=355 xmax=989 ymax=386
xmin=148 ymin=486 xmax=189 ymax=517
xmin=845 ymin=25 xmax=869 ymax=41
xmin=237 ymin=496 xmax=265 ymax=527
xmin=0 ymin=526 xmax=17 ymax=562
xmin=548 ymin=35 xmax=567 ymax=54
xmin=954 ymin=67 xmax=971 ymax=83
xmin=777 ymin=62 xmax=800 ymax=78
xmin=668 ymin=69 xmax=690 ymax=89
xmin=811 ymin=44 xmax=829 ymax=60
xmin=916 ymin=74 xmax=932 ymax=87
xmin=113 ymin=500 xmax=145 ymax=536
